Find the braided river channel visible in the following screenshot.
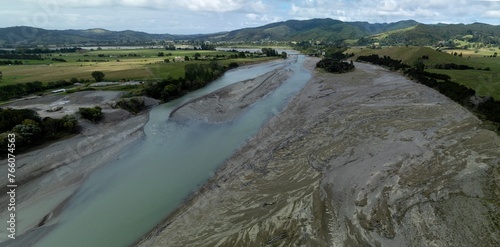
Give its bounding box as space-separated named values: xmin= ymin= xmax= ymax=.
xmin=37 ymin=53 xmax=312 ymax=246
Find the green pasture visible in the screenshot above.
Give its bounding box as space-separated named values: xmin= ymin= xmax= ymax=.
xmin=0 ymin=49 xmax=249 ymax=85
xmin=348 ymin=46 xmax=500 ymax=100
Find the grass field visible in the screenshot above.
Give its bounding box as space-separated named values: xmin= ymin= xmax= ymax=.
xmin=347 ymin=46 xmax=500 ymax=100
xmin=0 ymin=48 xmax=276 ymax=85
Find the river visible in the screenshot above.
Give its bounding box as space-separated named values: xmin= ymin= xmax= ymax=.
xmin=36 ymin=53 xmax=312 ymax=247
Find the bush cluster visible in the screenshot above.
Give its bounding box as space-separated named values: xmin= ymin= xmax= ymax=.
xmin=0 ymin=108 xmax=78 ymax=154
xmin=78 ymin=106 xmax=103 ymax=123
xmin=316 ymin=59 xmax=355 ymax=73
xmin=116 ymin=97 xmax=145 ymax=114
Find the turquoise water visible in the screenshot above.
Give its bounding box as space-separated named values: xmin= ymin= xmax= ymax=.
xmin=37 ymin=54 xmax=311 ymax=247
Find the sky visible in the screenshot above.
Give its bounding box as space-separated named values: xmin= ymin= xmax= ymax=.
xmin=1 ymin=0 xmax=499 ymax=34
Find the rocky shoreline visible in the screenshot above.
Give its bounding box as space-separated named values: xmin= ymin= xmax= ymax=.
xmin=136 ymin=60 xmax=500 ymax=246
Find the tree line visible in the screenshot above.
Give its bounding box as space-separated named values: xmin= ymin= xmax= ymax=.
xmin=357 ymin=54 xmax=410 ymax=70
xmin=358 ymin=54 xmax=500 ymax=130
xmin=0 ymin=53 xmax=43 ymax=60
xmin=0 ymin=80 xmax=73 ymax=101
xmin=0 ymin=47 xmax=82 ymax=54
xmin=432 ymin=63 xmax=490 ymax=71
xmin=143 ymin=61 xmax=231 ymax=102
xmin=0 ymin=60 xmax=24 ymax=65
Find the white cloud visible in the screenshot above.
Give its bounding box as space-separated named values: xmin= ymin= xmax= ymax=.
xmin=483 ymin=10 xmax=500 ymax=19
xmin=179 ymin=0 xmax=245 ymax=12
xmin=1 ymin=0 xmax=497 ymax=35
xmin=286 ymin=0 xmax=495 ymax=24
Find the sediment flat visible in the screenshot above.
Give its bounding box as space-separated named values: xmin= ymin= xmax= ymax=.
xmin=0 ymin=92 xmax=157 ymax=245
xmin=136 ymin=60 xmax=500 ymax=246
xmin=170 ymin=66 xmax=292 ymax=124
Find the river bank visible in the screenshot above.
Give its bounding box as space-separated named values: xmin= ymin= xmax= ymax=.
xmin=0 ymin=57 xmax=300 ymax=246
xmin=136 ymin=61 xmax=500 ymax=246
xmin=0 ymin=92 xmax=156 ymax=245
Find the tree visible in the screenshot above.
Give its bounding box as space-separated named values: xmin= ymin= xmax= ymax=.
xmin=194 ymin=53 xmax=201 ymax=60
xmin=201 ymin=43 xmax=215 ymax=50
xmin=161 ymin=84 xmax=179 ymax=101
xmin=116 ymin=97 xmax=145 ymax=114
xmin=12 ymin=120 xmax=42 ymax=144
xmin=91 ymin=71 xmax=105 ymax=82
xmin=78 ymin=106 xmax=103 ymax=123
xmin=228 ymin=62 xmax=239 ymax=69
xmin=414 ymin=58 xmax=425 ymax=73
xmin=0 ymin=108 xmax=41 ymax=132
xmin=61 ymin=115 xmax=78 ymax=133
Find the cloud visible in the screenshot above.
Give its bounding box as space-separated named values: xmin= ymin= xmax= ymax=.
xmin=483 ymin=10 xmax=500 ymax=19
xmin=177 ymin=0 xmax=245 ymax=12
xmin=1 ymin=0 xmax=497 ymax=35
xmin=285 ymin=0 xmax=497 ymax=24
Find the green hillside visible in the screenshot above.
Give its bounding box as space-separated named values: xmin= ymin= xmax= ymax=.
xmin=2 ymin=20 xmax=498 ymax=48
xmin=215 ymin=19 xmax=419 ymax=42
xmin=360 ymin=22 xmax=500 ymax=46
xmin=0 ymin=26 xmax=210 ymax=47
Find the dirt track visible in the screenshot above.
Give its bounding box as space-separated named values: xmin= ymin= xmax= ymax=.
xmin=136 ymin=60 xmax=500 ymax=246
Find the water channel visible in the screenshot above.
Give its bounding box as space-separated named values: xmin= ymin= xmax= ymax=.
xmin=37 ymin=53 xmax=312 ymax=247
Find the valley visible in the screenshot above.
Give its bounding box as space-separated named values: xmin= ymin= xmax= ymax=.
xmin=0 ymin=16 xmax=499 ymax=247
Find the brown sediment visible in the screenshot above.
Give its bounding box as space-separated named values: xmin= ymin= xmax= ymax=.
xmin=135 ymin=59 xmax=500 ymax=246
xmin=170 ymin=65 xmax=291 ymax=124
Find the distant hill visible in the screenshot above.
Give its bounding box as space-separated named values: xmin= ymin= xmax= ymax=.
xmin=210 ymin=19 xmax=420 ymax=42
xmin=0 ymin=19 xmax=499 ymax=47
xmin=0 ymin=26 xmax=211 ymax=47
xmin=360 ymin=22 xmax=500 ymax=46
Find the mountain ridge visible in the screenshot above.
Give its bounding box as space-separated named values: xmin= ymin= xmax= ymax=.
xmin=0 ymin=19 xmax=499 ymax=47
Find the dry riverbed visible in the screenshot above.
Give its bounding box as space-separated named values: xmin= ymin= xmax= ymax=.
xmin=137 ymin=60 xmax=500 ymax=246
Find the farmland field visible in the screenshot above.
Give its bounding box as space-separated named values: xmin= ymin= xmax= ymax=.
xmin=0 ymin=48 xmax=277 ymax=85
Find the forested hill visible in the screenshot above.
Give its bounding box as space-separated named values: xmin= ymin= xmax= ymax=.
xmin=0 ymin=26 xmax=213 ymax=47
xmin=208 ymin=19 xmax=419 ymax=42
xmin=0 ymin=19 xmax=499 ymax=47
xmin=0 ymin=19 xmax=419 ymax=47
xmin=359 ymin=22 xmax=500 ymax=46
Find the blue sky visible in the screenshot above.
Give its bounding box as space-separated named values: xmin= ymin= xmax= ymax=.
xmin=1 ymin=0 xmax=499 ymax=34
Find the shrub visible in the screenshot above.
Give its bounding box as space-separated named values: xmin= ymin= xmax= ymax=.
xmin=116 ymin=97 xmax=145 ymax=114
xmin=316 ymin=59 xmax=355 ymax=73
xmin=228 ymin=62 xmax=239 ymax=69
xmin=78 ymin=106 xmax=103 ymax=123
xmin=12 ymin=122 xmax=42 ymax=144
